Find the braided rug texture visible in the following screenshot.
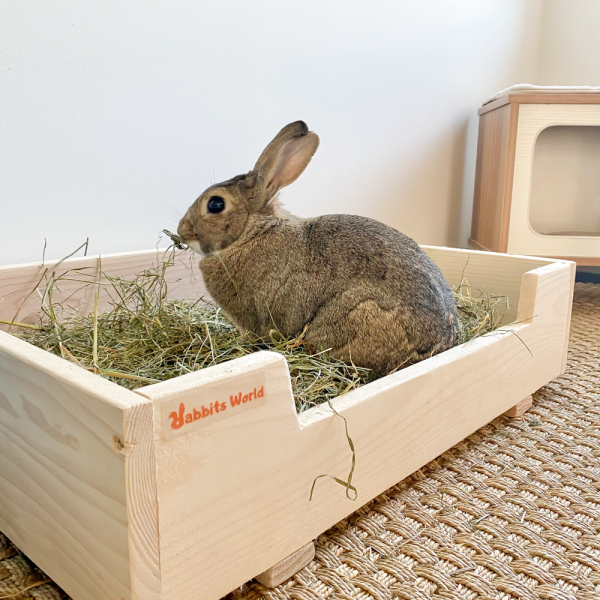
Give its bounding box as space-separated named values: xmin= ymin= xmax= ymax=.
xmin=1 ymin=283 xmax=599 ymax=600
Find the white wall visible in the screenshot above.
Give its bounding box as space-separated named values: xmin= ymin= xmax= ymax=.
xmin=538 ymin=0 xmax=600 ymax=86
xmin=0 ymin=1 xmax=544 ymax=266
xmin=537 ymin=0 xmax=600 ymax=277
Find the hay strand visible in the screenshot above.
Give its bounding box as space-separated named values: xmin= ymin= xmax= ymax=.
xmin=7 ymin=243 xmax=509 ymax=502
xmin=0 ymin=319 xmax=43 ymax=330
xmin=309 ymin=398 xmax=358 ymax=502
xmin=453 ymin=278 xmax=509 ymax=345
xmin=9 ymin=247 xmax=508 ymax=414
xmin=11 ymin=248 xmax=371 ymax=413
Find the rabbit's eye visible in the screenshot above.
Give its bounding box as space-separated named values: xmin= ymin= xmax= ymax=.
xmin=207 ymin=196 xmax=225 ymax=214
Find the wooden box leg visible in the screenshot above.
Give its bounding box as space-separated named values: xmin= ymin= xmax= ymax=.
xmin=504 ymin=395 xmax=533 ymax=418
xmin=255 ymin=542 xmax=315 ymax=588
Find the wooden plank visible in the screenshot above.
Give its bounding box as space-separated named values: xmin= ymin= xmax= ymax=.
xmin=470 ymin=102 xmax=519 ymax=253
xmin=500 ymin=103 xmax=520 ymax=252
xmin=255 ymin=542 xmax=315 ymax=588
xmin=123 ymin=400 xmax=161 ymax=600
xmin=0 ymin=248 xmax=206 ymax=331
xmin=559 ymin=261 xmax=576 ymax=373
xmin=141 ymin=256 xmax=573 ymax=600
xmin=471 ymin=103 xmax=509 ymax=250
xmin=0 ymin=247 xmax=574 ymax=600
xmin=508 ymin=104 xmax=600 ymax=258
xmin=1 ymin=244 xmax=558 ymax=332
xmin=477 ymin=94 xmax=511 ymax=116
xmin=0 ymin=331 xmax=144 ymax=600
xmin=508 ymin=92 xmax=600 ymax=106
xmin=504 ymin=395 xmax=533 ymax=418
xmin=466 ymin=241 xmax=600 ymax=265
xmin=421 ymin=245 xmax=556 ymax=323
xmin=546 ymin=256 xmax=600 ymax=266
xmin=478 ymin=92 xmax=600 ymax=116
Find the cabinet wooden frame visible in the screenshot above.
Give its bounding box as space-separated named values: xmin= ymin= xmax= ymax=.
xmin=470 ymin=92 xmax=600 ymax=265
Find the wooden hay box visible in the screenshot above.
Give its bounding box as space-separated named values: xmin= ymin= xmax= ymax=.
xmin=0 ymin=246 xmax=575 ymax=600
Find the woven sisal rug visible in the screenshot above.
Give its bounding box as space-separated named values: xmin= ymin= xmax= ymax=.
xmin=2 ymin=283 xmax=600 ymax=600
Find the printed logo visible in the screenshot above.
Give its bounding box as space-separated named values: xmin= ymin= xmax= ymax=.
xmin=160 ymin=376 xmax=267 ymax=439
xmin=168 ymin=385 xmax=265 ymax=430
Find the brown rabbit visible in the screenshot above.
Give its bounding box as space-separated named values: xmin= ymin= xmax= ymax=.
xmin=177 ymin=121 xmax=458 ymax=377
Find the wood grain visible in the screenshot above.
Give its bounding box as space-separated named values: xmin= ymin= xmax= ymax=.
xmin=0 ymin=247 xmax=574 ymax=600
xmin=123 ymin=400 xmax=161 ymax=600
xmin=478 ymin=92 xmax=600 ymax=116
xmin=0 ymin=248 xmax=206 ymax=332
xmin=0 ymin=331 xmax=142 ymax=600
xmin=477 ymin=95 xmax=511 ymax=116
xmin=509 ymin=92 xmax=600 ymax=106
xmin=468 ymin=242 xmax=600 ymax=267
xmin=474 ymin=92 xmax=600 ymax=262
xmin=422 ymin=245 xmax=556 ymax=323
xmin=508 ymin=104 xmax=600 ymax=258
xmin=545 ymin=257 xmax=600 ymax=266
xmin=255 ymin=542 xmax=315 ymax=588
xmin=470 ymin=102 xmax=519 ymax=253
xmin=504 ymin=395 xmax=533 ymax=418
xmin=140 ymin=250 xmax=573 ymax=600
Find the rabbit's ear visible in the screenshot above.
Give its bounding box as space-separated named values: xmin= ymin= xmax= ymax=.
xmin=253 ymin=121 xmax=320 ymax=198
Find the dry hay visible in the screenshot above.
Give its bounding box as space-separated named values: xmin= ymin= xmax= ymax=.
xmin=7 ymin=245 xmax=509 ymax=413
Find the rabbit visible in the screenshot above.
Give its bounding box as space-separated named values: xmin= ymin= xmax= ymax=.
xmin=177 ymin=121 xmax=459 ymax=378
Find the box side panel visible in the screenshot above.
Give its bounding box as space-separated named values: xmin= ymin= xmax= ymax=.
xmin=517 ymin=260 xmax=575 ymax=375
xmin=422 ymin=245 xmax=555 ymax=323
xmin=145 ymin=259 xmax=573 ymax=600
xmin=0 ymin=334 xmax=136 ymax=600
xmin=561 ymin=261 xmax=577 ymax=372
xmin=124 ymin=400 xmax=161 ymax=600
xmin=0 ymin=248 xmax=207 ymax=330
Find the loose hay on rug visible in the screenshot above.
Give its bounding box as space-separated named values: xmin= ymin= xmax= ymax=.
xmin=6 ymin=246 xmax=509 ymax=414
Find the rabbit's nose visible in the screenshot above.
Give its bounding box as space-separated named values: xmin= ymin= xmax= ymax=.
xmin=177 ymin=220 xmax=192 ymax=239
xmin=177 ymin=222 xmax=200 ymax=251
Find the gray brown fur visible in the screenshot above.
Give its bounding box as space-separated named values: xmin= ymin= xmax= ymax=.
xmin=178 ymin=121 xmax=458 ymax=377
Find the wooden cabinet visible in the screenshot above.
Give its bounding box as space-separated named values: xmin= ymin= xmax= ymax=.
xmin=470 ymin=90 xmax=600 ymax=265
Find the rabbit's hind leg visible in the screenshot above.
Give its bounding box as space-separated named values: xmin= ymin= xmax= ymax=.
xmin=304 ymin=296 xmax=414 ymax=377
